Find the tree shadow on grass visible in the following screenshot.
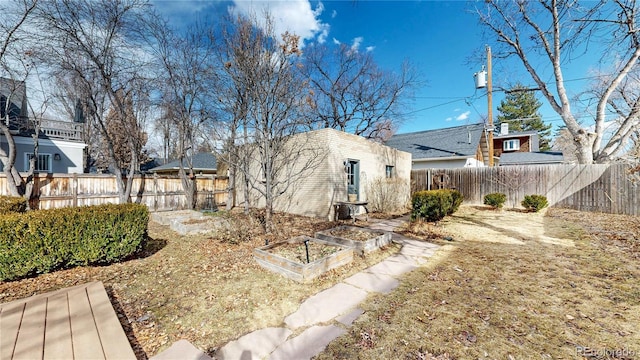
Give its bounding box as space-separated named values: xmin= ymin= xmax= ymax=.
xmin=124 ymin=236 xmax=168 ymax=261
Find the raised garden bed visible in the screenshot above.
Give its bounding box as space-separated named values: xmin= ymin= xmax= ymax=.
xmin=315 ymin=226 xmax=392 ymax=255
xmin=254 ymin=236 xmax=354 ymax=282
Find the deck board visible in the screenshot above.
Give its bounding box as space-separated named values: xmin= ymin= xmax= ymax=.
xmin=1 ymin=302 xmax=25 ymax=360
xmin=12 ymin=297 xmax=47 ymax=359
xmin=43 ymin=293 xmax=73 ymax=359
xmin=68 ymin=286 xmax=106 ymax=359
xmin=0 ymin=281 xmax=136 ymax=360
xmin=86 ymin=282 xmax=136 ymax=359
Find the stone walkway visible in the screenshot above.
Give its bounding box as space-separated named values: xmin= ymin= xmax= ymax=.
xmin=213 ymin=217 xmax=440 ymax=360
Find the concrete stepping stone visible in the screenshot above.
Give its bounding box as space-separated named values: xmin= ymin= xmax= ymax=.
xmin=284 ymin=283 xmax=368 ymax=329
xmin=365 ymin=258 xmax=417 ymax=277
xmin=269 ymin=325 xmax=345 ymax=360
xmin=385 ymin=253 xmax=421 ymax=267
xmin=336 ymin=308 xmax=364 ymax=326
xmin=344 ymin=272 xmax=399 ymax=294
xmin=151 ymin=339 xmax=211 ymax=360
xmin=401 ymin=239 xmax=440 ymax=249
xmin=399 ymin=244 xmax=436 ymax=256
xmin=215 ymin=327 xmax=292 ymax=360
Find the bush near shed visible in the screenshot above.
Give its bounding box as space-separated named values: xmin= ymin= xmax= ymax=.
xmin=522 ymin=194 xmax=549 ymax=212
xmin=0 ymin=203 xmax=148 ymax=281
xmin=484 ymin=192 xmax=507 ymax=209
xmin=411 ymin=189 xmax=463 ymax=222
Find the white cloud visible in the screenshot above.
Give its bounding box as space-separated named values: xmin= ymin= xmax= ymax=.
xmin=231 ymin=0 xmax=329 ymax=47
xmin=331 ymin=10 xmax=337 ymax=18
xmin=366 ymin=46 xmax=375 ymax=52
xmin=351 ymin=36 xmax=363 ymax=52
xmin=333 ymin=38 xmax=341 ymax=45
xmin=317 ymin=24 xmax=329 ymax=44
xmin=446 ymin=117 xmax=453 ymax=121
xmin=152 ymin=0 xmax=212 ymax=27
xmin=456 ymin=111 xmax=471 ymax=121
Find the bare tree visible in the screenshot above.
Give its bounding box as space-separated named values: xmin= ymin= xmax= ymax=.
xmin=477 ymin=0 xmax=640 ymax=163
xmin=216 ymin=14 xmax=324 ymax=232
xmin=215 ymin=14 xmax=260 ymax=213
xmin=302 ymin=42 xmax=418 ymax=141
xmin=0 ymin=0 xmax=39 ymax=200
xmin=49 ymin=72 xmax=99 ymax=173
xmin=101 ymin=90 xmax=147 ymax=172
xmin=149 ymin=19 xmax=218 ymax=209
xmin=37 ymin=0 xmax=153 ymax=203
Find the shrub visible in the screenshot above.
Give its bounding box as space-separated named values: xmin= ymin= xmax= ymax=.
xmin=484 ymin=192 xmax=507 ymax=209
xmin=0 ymin=203 xmax=148 ymax=281
xmin=366 ymin=177 xmax=410 ymax=213
xmin=0 ymin=196 xmax=27 ymax=215
xmin=521 ymin=194 xmax=548 ymax=212
xmin=411 ymin=189 xmax=463 ymax=222
xmin=450 ymin=189 xmax=464 ymax=215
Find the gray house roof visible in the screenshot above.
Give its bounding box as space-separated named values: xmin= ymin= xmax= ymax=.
xmin=493 ymin=130 xmax=538 ymax=139
xmin=498 ymin=151 xmax=564 ymax=166
xmin=385 ymin=123 xmax=485 ymax=160
xmin=149 ymin=152 xmax=217 ymax=173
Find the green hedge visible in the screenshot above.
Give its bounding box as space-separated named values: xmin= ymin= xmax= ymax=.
xmin=0 ymin=203 xmax=148 ymax=281
xmin=522 ymin=194 xmax=548 ymax=212
xmin=484 ymin=192 xmax=507 ymax=209
xmin=0 ymin=196 xmax=27 ymax=215
xmin=411 ymin=189 xmax=463 ymax=222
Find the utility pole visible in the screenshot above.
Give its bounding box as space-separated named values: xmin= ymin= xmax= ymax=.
xmin=487 ymin=45 xmax=494 ymax=167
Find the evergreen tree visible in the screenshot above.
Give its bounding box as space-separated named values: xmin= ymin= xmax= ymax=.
xmin=497 ymin=83 xmax=552 ymax=151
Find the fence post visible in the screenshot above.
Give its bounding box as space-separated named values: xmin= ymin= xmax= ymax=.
xmin=72 ymin=173 xmax=78 ymax=207
xmin=153 ymin=172 xmax=158 ymax=212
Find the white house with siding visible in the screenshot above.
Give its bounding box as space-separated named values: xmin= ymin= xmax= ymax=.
xmin=0 ymin=78 xmax=86 ymax=174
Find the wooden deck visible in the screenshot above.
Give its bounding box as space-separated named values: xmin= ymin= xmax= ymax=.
xmin=0 ymin=281 xmax=136 ymax=360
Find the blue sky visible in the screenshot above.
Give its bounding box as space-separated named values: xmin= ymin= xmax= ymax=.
xmin=153 ymin=0 xmax=600 ymax=135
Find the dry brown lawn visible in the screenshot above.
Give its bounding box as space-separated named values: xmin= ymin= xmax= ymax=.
xmin=317 ymin=205 xmax=640 ymax=359
xmin=0 ymin=210 xmax=399 ymax=358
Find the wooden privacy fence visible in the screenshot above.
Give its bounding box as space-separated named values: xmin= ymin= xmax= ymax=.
xmin=0 ymin=173 xmax=228 ymax=211
xmin=411 ymin=164 xmax=639 ymax=216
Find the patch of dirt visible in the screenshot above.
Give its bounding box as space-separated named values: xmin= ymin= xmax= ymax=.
xmin=438 ymin=205 xmax=574 ymax=246
xmin=327 ymin=228 xmax=385 ymax=241
xmin=267 ymin=240 xmax=341 ymax=264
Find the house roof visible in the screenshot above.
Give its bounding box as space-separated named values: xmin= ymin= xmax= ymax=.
xmin=149 ymin=152 xmax=217 ymax=172
xmin=493 ymin=130 xmax=538 ymax=139
xmin=498 ymin=151 xmax=564 ymax=166
xmin=385 ymin=123 xmax=485 ymax=160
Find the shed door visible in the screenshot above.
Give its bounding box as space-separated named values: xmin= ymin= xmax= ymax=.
xmin=347 ymin=159 xmax=360 ymax=200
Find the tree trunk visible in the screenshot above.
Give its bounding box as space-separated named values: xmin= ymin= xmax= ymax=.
xmin=226 ymin=165 xmax=235 ymax=211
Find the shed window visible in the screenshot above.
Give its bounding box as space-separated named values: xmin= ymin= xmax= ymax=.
xmin=503 ymin=139 xmax=520 ymax=151
xmin=385 ymin=165 xmax=395 ymax=178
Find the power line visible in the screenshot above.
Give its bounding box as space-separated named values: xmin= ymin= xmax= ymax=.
xmin=407 ymin=72 xmax=632 ymax=117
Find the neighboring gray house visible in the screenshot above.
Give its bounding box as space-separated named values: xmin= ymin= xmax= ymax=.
xmin=235 ymin=128 xmax=412 ymax=220
xmin=149 ymin=152 xmax=218 ymax=175
xmin=385 ymin=123 xmax=489 ymax=169
xmin=0 ymin=78 xmax=86 ymax=174
xmin=498 ymin=151 xmax=565 ymax=166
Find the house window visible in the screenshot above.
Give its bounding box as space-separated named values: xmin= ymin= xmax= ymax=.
xmin=503 ymin=139 xmax=520 ymax=151
xmin=385 ymin=165 xmax=395 ymax=178
xmin=25 ymin=153 xmax=52 ymax=173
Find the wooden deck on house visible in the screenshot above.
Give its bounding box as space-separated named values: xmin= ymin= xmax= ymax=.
xmin=0 ymin=281 xmax=136 ymax=360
